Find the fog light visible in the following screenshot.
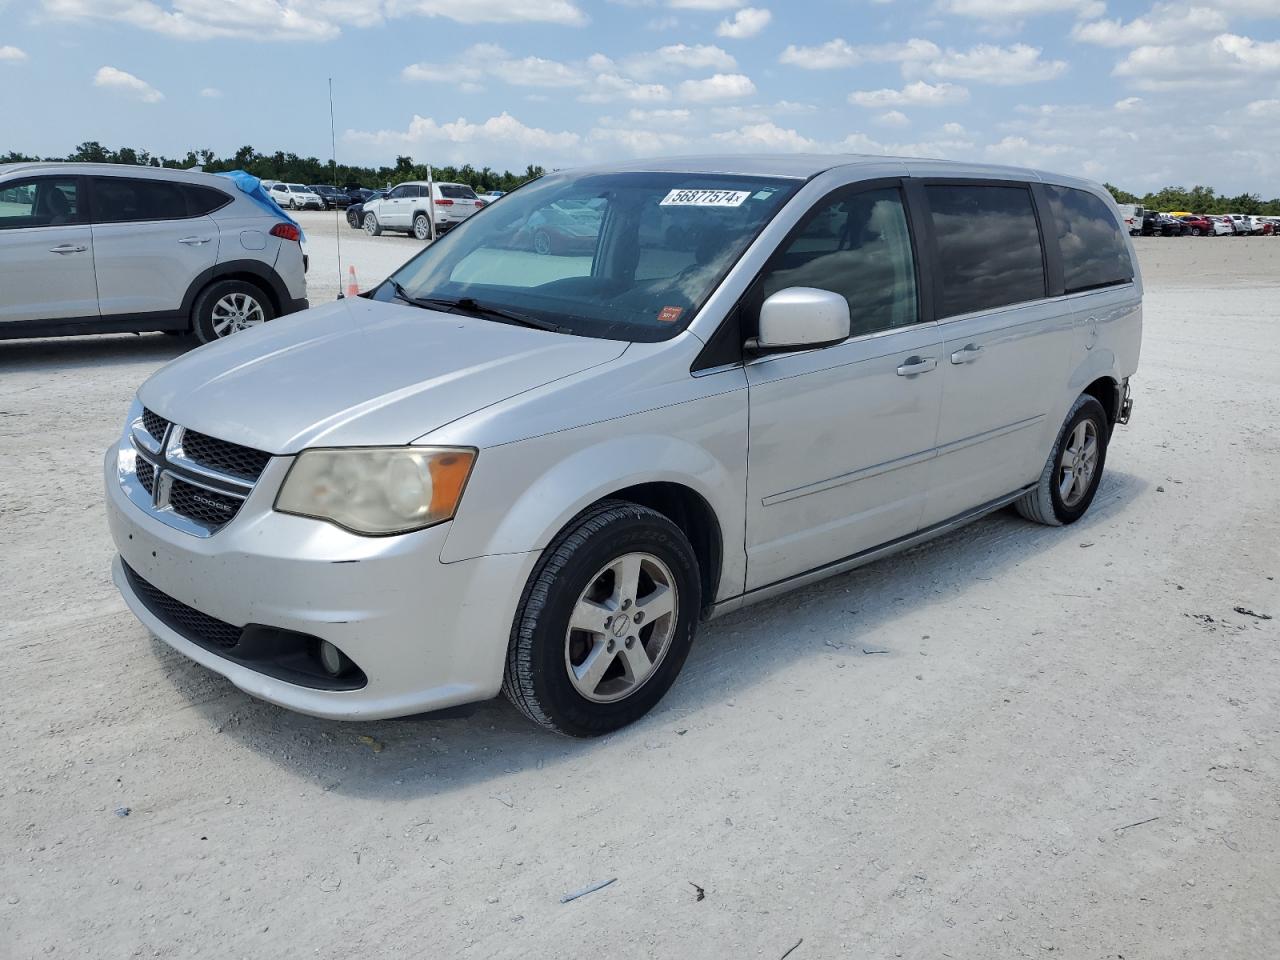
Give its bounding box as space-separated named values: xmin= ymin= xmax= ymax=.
xmin=319 ymin=640 xmax=348 ymax=676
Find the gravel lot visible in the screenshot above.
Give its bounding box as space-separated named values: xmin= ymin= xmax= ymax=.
xmin=3 ymin=226 xmax=1278 ymax=959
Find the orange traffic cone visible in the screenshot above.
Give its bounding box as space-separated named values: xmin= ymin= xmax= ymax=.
xmin=345 ymin=265 xmax=359 ymax=298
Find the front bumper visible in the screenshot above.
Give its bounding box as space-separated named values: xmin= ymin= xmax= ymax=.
xmin=105 ymin=444 xmax=537 ymax=720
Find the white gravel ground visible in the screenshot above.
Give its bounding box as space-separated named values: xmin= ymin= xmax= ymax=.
xmin=2 ymin=227 xmax=1278 ymax=959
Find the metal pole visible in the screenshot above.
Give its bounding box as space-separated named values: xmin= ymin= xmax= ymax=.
xmin=426 ymin=162 xmax=435 ymax=243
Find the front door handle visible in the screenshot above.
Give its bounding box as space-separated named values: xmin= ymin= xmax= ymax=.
xmin=178 ymin=236 xmax=212 ymax=245
xmin=896 ymin=356 xmax=938 ymax=377
xmin=49 ymin=244 xmax=87 ymax=254
xmin=950 ymin=343 xmax=983 ymax=364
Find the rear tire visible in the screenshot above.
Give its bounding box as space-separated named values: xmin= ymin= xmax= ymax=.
xmin=1015 ymin=394 xmax=1109 ymax=526
xmin=346 ymin=209 xmax=360 ymax=229
xmin=192 ymin=279 xmax=274 ymax=345
xmin=413 ymin=214 xmax=431 ymax=241
xmin=502 ymin=501 xmax=701 ymax=737
xmin=363 ymin=212 xmax=381 ymax=236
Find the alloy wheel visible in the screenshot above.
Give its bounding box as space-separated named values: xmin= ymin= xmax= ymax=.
xmin=1058 ymin=418 xmax=1099 ymax=508
xmin=209 ymin=293 xmax=266 ymax=338
xmin=564 ymin=552 xmax=679 ymax=704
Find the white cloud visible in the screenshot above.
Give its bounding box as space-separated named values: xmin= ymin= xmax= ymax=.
xmin=941 ymin=121 xmax=966 ymax=135
xmin=590 ymin=127 xmax=690 ymax=152
xmin=385 ymin=0 xmax=586 ymax=25
xmin=199 ymin=86 xmax=222 ymax=98
xmin=711 ymin=121 xmax=818 ymax=152
xmin=876 ymin=110 xmax=911 ymax=127
xmin=42 ymin=0 xmax=585 ymax=41
xmin=910 ymin=43 xmax=1067 ymax=84
xmin=1114 ymin=33 xmax=1280 ymax=90
xmin=1245 ymin=99 xmax=1280 ymax=118
xmin=1071 ymin=4 xmax=1229 ymax=47
xmin=0 ymin=45 xmax=27 ymax=61
xmin=678 ymin=72 xmax=756 ymax=101
xmin=580 ymin=73 xmax=672 ymax=103
xmin=668 ymin=0 xmax=743 ymax=9
xmin=716 ymin=7 xmax=770 ymax=39
xmin=345 ymin=111 xmax=580 ymax=150
xmin=779 ymin=37 xmax=939 ymax=70
xmin=849 ymin=80 xmax=969 ymax=107
xmin=1114 ymin=96 xmax=1142 ymax=111
xmin=938 ymin=0 xmax=1104 ymax=19
xmin=93 ymin=65 xmax=163 ymax=103
xmin=625 ymin=43 xmax=737 ymax=77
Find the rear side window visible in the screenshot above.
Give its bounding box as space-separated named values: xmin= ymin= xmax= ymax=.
xmin=925 ymin=183 xmax=1046 ymax=318
xmin=1044 ymin=185 xmax=1133 ymax=293
xmin=91 ymin=177 xmax=193 ymax=223
xmin=185 ymin=185 xmax=231 ymax=216
xmin=760 ymin=186 xmax=918 ymax=338
xmin=439 ymin=184 xmax=478 ymax=200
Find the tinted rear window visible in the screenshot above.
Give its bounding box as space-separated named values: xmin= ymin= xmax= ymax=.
xmin=439 ymin=184 xmax=478 ymax=200
xmin=185 ymin=184 xmax=231 ymax=216
xmin=92 ymin=177 xmax=189 ymax=223
xmin=1043 ymin=186 xmax=1133 ymax=293
xmin=925 ymin=183 xmax=1046 ymax=318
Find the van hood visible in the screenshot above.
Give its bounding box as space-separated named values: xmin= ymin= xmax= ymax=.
xmin=138 ymin=297 xmax=628 ymax=453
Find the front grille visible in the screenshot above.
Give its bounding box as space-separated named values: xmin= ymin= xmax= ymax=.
xmin=123 ymin=562 xmax=243 ymax=650
xmin=142 ymin=408 xmax=169 ymax=442
xmin=181 ymin=430 xmax=272 ymax=483
xmin=124 ymin=412 xmax=266 ymax=537
xmin=136 ymin=458 xmax=156 ymax=496
xmin=168 ymin=479 xmax=242 ymax=528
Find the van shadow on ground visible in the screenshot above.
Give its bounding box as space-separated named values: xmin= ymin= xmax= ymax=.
xmin=157 ymin=467 xmax=1147 ymax=800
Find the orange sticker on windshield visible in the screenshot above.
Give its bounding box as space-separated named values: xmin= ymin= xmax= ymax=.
xmin=658 ymin=306 xmax=684 ymax=323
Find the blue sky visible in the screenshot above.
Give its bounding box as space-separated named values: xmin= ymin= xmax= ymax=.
xmin=2 ymin=1 xmax=1279 ymax=193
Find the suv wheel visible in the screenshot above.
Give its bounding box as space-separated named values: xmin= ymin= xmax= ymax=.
xmin=192 ymin=280 xmax=274 ymax=344
xmin=413 ymin=214 xmax=432 ymax=241
xmin=1014 ymin=394 xmax=1109 ymax=526
xmin=503 ymin=501 xmax=701 ymax=737
xmin=532 ymin=229 xmax=552 ymax=255
xmin=363 ymin=212 xmax=381 ymax=236
xmin=346 ymin=208 xmax=359 ymax=229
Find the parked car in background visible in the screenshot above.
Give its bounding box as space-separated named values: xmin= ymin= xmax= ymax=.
xmin=307 ymin=185 xmax=350 ymax=210
xmin=105 ymin=155 xmax=1139 ymax=735
xmin=268 ymin=182 xmax=323 ymax=211
xmin=480 ymin=190 xmax=506 ymax=203
xmin=1207 ymin=215 xmax=1236 ymax=236
xmin=345 ymin=189 xmax=388 ymax=229
xmin=1225 ymin=214 xmax=1250 ymax=235
xmin=1176 ymin=214 xmax=1212 ymax=236
xmin=359 ymin=181 xmax=486 ymax=240
xmin=0 ymin=162 xmax=307 ymax=343
xmin=1117 ymin=203 xmax=1144 ymax=235
xmin=1153 ymin=213 xmax=1187 ymax=236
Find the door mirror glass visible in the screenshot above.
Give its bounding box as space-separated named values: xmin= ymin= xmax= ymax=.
xmin=756 ymin=287 xmax=850 ymax=350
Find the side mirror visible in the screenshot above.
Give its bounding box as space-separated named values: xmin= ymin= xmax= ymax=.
xmin=750 ymin=286 xmax=850 ymax=353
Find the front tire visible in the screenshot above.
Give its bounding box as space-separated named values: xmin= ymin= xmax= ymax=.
xmin=1014 ymin=394 xmax=1109 ymax=526
xmin=502 ymin=501 xmax=702 ymax=737
xmin=363 ymin=212 xmax=382 ymax=236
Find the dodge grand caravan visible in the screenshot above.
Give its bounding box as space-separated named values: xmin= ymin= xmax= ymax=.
xmin=106 ymin=155 xmax=1141 ymax=736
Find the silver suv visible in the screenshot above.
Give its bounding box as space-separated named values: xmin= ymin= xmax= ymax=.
xmin=0 ymin=163 xmax=308 ymax=343
xmin=106 ymin=155 xmax=1141 ymax=736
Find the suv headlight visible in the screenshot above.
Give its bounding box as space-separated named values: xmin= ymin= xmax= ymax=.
xmin=275 ymin=447 xmax=476 ymax=536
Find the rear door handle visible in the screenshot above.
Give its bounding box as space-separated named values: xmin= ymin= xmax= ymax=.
xmin=896 ymin=356 xmax=938 ymax=377
xmin=178 ymin=236 xmax=211 ymax=245
xmin=950 ymin=343 xmax=983 ymax=364
xmin=49 ymin=244 xmax=87 ymax=254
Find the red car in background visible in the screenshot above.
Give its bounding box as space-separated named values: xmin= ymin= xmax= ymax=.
xmin=1176 ymin=215 xmax=1213 ymax=236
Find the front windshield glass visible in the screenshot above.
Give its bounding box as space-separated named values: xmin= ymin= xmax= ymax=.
xmin=376 ymin=171 xmax=800 ymax=342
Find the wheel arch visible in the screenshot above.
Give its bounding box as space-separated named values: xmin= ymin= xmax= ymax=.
xmin=440 ymin=435 xmax=740 ymax=612
xmin=1083 ymin=374 xmax=1119 ymax=426
xmin=181 ymin=259 xmax=288 ymax=329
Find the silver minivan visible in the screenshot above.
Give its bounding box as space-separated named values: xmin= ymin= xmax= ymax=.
xmin=105 ymin=155 xmax=1141 ymax=736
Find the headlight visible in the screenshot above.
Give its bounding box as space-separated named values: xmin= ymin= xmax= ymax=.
xmin=275 ymin=447 xmax=476 ymax=536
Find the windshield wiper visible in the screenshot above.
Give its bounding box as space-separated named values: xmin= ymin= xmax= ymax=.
xmin=417 ymin=296 xmax=567 ymax=333
xmin=387 ymin=278 xmax=429 ymax=308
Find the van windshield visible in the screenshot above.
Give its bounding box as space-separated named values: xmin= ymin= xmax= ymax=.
xmin=376 ymin=171 xmax=800 ymax=342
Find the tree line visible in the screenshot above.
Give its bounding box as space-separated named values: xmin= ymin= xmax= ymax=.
xmin=1104 ymin=182 xmax=1280 ymax=216
xmin=1 ymin=142 xmax=544 ymax=194
xmin=4 ymin=142 xmax=1277 ymax=215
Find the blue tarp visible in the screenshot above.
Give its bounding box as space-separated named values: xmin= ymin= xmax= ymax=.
xmin=216 ymin=170 xmax=305 ymax=242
